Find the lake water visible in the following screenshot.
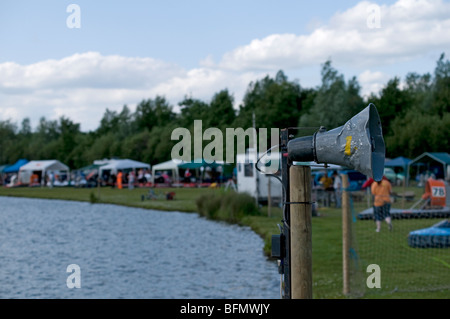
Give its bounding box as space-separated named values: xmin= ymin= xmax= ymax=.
xmin=0 ymin=196 xmax=279 ymax=299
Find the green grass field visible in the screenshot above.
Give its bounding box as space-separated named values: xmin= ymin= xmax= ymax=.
xmin=0 ymin=185 xmax=449 ymax=299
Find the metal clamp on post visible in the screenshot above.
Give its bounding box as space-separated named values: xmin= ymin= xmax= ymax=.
xmin=283 ymin=201 xmax=315 ymax=205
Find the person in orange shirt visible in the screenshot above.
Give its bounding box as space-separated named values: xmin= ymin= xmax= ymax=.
xmin=371 ymin=178 xmax=393 ymax=232
xmin=117 ymin=170 xmax=123 ymax=189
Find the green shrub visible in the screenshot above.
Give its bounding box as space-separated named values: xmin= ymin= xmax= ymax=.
xmin=89 ymin=192 xmax=99 ymax=204
xmin=196 ymin=192 xmax=222 ymax=219
xmin=196 ymin=191 xmax=260 ymax=223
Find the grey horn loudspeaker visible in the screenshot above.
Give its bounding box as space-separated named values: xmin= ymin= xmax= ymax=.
xmin=287 ymin=103 xmax=385 ymax=181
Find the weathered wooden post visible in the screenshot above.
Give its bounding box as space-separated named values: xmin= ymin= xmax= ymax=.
xmin=341 ymin=173 xmax=351 ymax=295
xmin=289 ymin=165 xmax=312 ymax=299
xmin=268 ymin=176 xmax=272 ymax=217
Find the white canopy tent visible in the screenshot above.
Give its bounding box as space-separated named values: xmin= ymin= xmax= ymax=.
xmin=18 ymin=160 xmax=70 ymax=185
xmin=96 ymin=159 xmax=150 ymax=176
xmin=151 ymin=159 xmax=185 ymax=183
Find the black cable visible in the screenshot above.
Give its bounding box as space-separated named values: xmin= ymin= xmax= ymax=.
xmin=254 ymin=144 xmax=285 ymax=193
xmin=254 ymin=144 xmax=290 ymax=229
xmin=255 ymin=144 xmax=324 ymax=229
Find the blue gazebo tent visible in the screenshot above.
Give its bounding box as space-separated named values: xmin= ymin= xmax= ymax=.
xmin=3 ymin=159 xmax=29 ymax=173
xmin=385 ymin=156 xmax=411 ymax=182
xmin=385 ymin=156 xmax=411 ymax=171
xmin=178 ymin=158 xmax=233 ymax=183
xmin=407 ymin=152 xmax=450 ymax=185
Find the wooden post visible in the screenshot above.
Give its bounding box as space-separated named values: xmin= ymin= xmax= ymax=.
xmin=402 ymin=178 xmax=406 ymax=209
xmin=341 ymin=173 xmax=351 ymax=296
xmin=289 ymin=165 xmax=312 ymax=299
xmin=267 ymin=176 xmax=271 ymax=217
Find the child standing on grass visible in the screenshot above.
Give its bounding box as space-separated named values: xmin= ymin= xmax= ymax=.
xmin=371 ymin=178 xmax=393 ymax=232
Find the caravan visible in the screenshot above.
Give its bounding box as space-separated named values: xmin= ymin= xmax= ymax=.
xmin=236 ymin=149 xmax=282 ymax=204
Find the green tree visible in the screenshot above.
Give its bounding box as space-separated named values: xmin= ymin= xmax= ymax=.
xmin=122 ymin=129 xmax=152 ymax=164
xmin=116 ymin=105 xmax=135 ymax=139
xmin=235 ymin=70 xmax=303 ymax=130
xmin=299 ymin=60 xmax=364 ymax=130
xmin=84 ymin=132 xmax=118 ymax=163
xmin=176 ymin=96 xmax=211 ymax=128
xmin=97 ymin=108 xmax=120 ymax=136
xmin=208 ymin=89 xmax=236 ymax=129
xmin=387 ymin=110 xmax=450 ymax=158
xmin=403 ymin=72 xmax=433 ymax=114
xmin=36 ymin=117 xmax=59 ymax=142
xmin=96 ymin=104 xmax=136 ymax=139
xmin=0 ymin=120 xmax=18 ymax=163
xmin=57 ymin=116 xmax=81 ymax=168
xmin=146 ymin=124 xmax=179 ymax=165
xmin=432 ymin=53 xmax=450 ymax=116
xmin=134 ymin=96 xmax=175 ymax=131
xmin=27 ymin=117 xmax=61 ymax=161
xmin=19 ymin=118 xmax=32 ymax=136
xmin=370 ymin=77 xmax=412 ymax=135
xmin=68 ymin=132 xmax=94 ymax=169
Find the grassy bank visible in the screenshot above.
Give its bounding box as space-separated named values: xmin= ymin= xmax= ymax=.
xmin=0 ymin=185 xmax=449 ymax=299
xmin=0 ymin=186 xmax=211 ymax=212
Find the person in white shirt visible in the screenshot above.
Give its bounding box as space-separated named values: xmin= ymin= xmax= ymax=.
xmin=333 ymin=171 xmax=342 ymax=208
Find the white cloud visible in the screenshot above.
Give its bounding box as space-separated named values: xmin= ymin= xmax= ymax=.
xmin=148 ymin=68 xmax=264 ymax=111
xmin=214 ymin=0 xmax=450 ymax=70
xmin=358 ymin=70 xmax=390 ymax=97
xmin=0 ymin=52 xmax=183 ymax=91
xmin=0 ymin=52 xmax=184 ymax=131
xmin=0 ymin=52 xmax=265 ymax=131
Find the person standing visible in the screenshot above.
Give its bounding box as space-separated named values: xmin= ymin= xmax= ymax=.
xmin=49 ymin=171 xmax=55 ymax=188
xmin=128 ymin=171 xmax=135 ymax=190
xmin=320 ymin=172 xmax=333 ymax=207
xmin=184 ymin=168 xmax=192 ymax=183
xmin=371 ymin=178 xmax=393 ymax=232
xmin=333 ymin=171 xmax=342 ymax=208
xmin=117 ymin=170 xmax=123 ymax=189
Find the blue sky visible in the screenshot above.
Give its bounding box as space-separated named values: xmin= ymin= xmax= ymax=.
xmin=1 ymin=1 xmax=389 ymax=65
xmin=1 ymin=0 xmax=449 ymax=131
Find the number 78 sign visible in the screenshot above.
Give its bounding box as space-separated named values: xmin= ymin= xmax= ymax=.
xmin=431 ymin=186 xmax=446 ymax=198
xmin=424 ymin=178 xmax=447 ymax=207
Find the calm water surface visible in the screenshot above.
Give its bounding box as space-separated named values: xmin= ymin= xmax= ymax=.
xmin=0 ymin=196 xmax=279 ymax=299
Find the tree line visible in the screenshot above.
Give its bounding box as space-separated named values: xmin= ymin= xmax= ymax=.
xmin=1 ymin=55 xmax=449 ymax=170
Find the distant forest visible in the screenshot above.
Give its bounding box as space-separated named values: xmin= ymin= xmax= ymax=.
xmin=1 ymin=54 xmax=449 ymax=169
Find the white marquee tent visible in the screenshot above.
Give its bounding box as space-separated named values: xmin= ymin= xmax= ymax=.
xmin=95 ymin=159 xmax=150 ymax=176
xmin=151 ymin=159 xmax=183 ymax=183
xmin=18 ymin=160 xmax=70 ymax=185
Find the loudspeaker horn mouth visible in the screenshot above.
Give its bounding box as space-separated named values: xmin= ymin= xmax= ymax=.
xmin=287 ymin=103 xmax=385 ymax=180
